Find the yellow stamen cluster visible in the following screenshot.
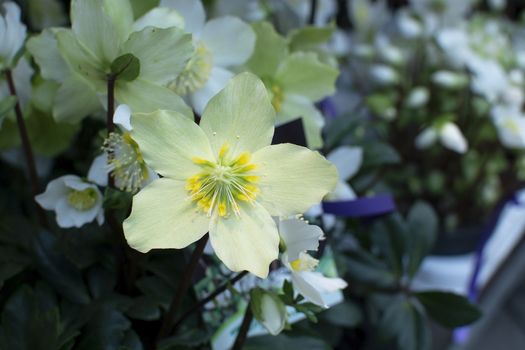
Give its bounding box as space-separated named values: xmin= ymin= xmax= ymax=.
xmin=169 ymin=42 xmax=213 ymax=95
xmin=186 ymin=143 xmax=260 ymax=218
xmin=290 ymin=252 xmax=319 ymax=272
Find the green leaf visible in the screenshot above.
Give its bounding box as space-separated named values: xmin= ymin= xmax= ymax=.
xmin=361 ymin=141 xmax=401 ymax=168
xmin=125 ymin=296 xmax=161 ymax=321
xmin=288 ymin=26 xmax=334 ymax=52
xmin=276 ymin=52 xmax=338 ymax=101
xmin=32 ymin=230 xmax=91 ymax=304
xmin=245 ymin=21 xmax=289 ymax=77
xmin=26 ymin=110 xmax=81 ymax=157
xmin=344 ymin=250 xmax=398 ymax=288
xmin=245 ymin=334 xmax=330 ymax=350
xmin=111 ymin=53 xmax=141 ymax=82
xmin=321 ymin=301 xmax=362 ymax=328
xmin=380 ymin=298 xmax=431 ymax=350
xmin=0 ymin=96 xmax=17 ymax=129
xmin=75 ymin=305 xmax=131 ymax=350
xmin=27 ymin=29 xmax=70 ymax=82
xmin=406 ymin=201 xmax=438 ymax=277
xmin=27 ymin=0 xmax=66 ymax=31
xmin=415 ymin=291 xmax=482 ymax=328
xmin=157 ymin=328 xmax=212 ymax=349
xmin=129 ymin=0 xmax=160 ymax=18
xmin=370 ymin=215 xmax=407 ymax=278
xmin=121 ymin=26 xmax=193 ymax=85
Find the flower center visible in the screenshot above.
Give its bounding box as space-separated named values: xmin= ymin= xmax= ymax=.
xmin=186 ymin=143 xmax=260 ymax=218
xmin=169 ymin=41 xmax=213 ymax=95
xmin=289 ymin=252 xmax=319 ymax=272
xmin=103 ymin=132 xmax=150 ymax=193
xmin=67 ymin=188 xmax=98 ymax=211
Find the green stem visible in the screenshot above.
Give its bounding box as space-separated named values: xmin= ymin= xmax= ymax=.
xmin=4 ymin=69 xmax=48 ymax=228
xmin=232 ymin=299 xmax=254 ymax=350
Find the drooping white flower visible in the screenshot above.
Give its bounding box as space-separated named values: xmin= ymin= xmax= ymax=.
xmin=160 ymin=0 xmax=256 ymax=114
xmin=415 ymin=122 xmax=468 ymax=154
xmin=0 ymin=2 xmax=26 ymax=70
xmin=251 ymin=288 xmax=287 ymax=336
xmin=35 ymin=174 xmax=104 ymax=229
xmin=491 ymin=106 xmax=525 ymax=149
xmin=431 ymin=70 xmax=468 ymax=89
xmin=406 ymin=87 xmax=430 ymax=108
xmin=369 ymin=64 xmax=399 ymax=85
xmin=279 ymin=217 xmax=347 ymax=307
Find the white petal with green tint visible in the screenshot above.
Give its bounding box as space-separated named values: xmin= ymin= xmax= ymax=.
xmin=252 ymin=143 xmax=337 ymax=216
xmin=244 ymin=21 xmax=288 ymax=77
xmin=70 ymin=0 xmax=133 ymax=65
xmin=56 ymin=29 xmax=106 ymax=90
xmin=278 ymin=94 xmax=324 ymax=149
xmin=200 ymin=72 xmax=275 ymax=156
xmin=160 ymin=0 xmax=205 ymax=34
xmin=122 ymin=26 xmax=193 ymax=86
xmin=26 ymin=29 xmax=69 ymax=82
xmin=209 ymin=202 xmax=279 ymax=278
xmin=124 ymin=178 xmax=209 ymax=251
xmin=133 ymin=7 xmax=185 ymax=31
xmin=130 ymin=109 xmax=214 ymax=180
xmin=52 ymin=75 xmax=101 ymax=123
xmin=327 ymin=146 xmax=363 ymax=181
xmin=276 ymin=52 xmax=338 ymax=101
xmin=115 ymin=78 xmax=192 ymax=118
xmin=190 ymin=66 xmax=234 ymax=115
xmin=279 ymin=218 xmax=323 ymax=262
xmin=200 ymin=16 xmax=255 ymax=67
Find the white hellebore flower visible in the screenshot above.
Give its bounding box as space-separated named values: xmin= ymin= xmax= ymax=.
xmin=0 ymin=2 xmax=26 ymax=70
xmin=308 ymin=146 xmax=363 ymax=229
xmin=415 ymin=122 xmax=468 ymax=154
xmin=491 ymin=106 xmax=525 ymax=149
xmin=92 ymin=104 xmax=158 ymax=192
xmin=160 ymin=0 xmax=256 ymax=114
xmin=123 ymin=73 xmax=337 ymax=278
xmin=35 ymin=173 xmax=105 ymax=229
xmin=251 ymin=288 xmax=287 ymax=336
xmin=279 ymin=218 xmax=347 ymax=307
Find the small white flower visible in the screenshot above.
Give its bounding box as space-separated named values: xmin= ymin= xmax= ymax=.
xmin=35 ymin=175 xmax=104 ymax=228
xmin=370 ymin=64 xmax=399 ymax=85
xmin=406 ymin=87 xmax=430 ymax=108
xmin=279 ymin=218 xmax=347 ymax=307
xmin=491 ymin=106 xmax=525 ymax=149
xmin=431 ymin=70 xmax=468 ymax=89
xmin=375 ymin=36 xmax=404 ymax=65
xmin=256 ymin=291 xmax=287 ymax=335
xmin=396 ymin=10 xmax=422 ymax=39
xmin=416 ymin=122 xmax=468 ymax=154
xmin=0 ymin=2 xmax=26 ymax=70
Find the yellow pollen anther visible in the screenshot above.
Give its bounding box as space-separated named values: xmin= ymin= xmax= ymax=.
xmin=186 ymin=142 xmax=260 ymax=218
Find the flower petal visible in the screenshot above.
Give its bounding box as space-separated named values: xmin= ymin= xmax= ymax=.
xmin=252 ymin=143 xmax=337 ymax=216
xmin=115 ymin=78 xmax=192 ymax=118
xmin=113 ymin=104 xmax=132 ymax=131
xmin=275 ymin=52 xmax=338 ymax=101
xmin=123 ymin=178 xmax=209 ymax=251
xmin=26 ymin=29 xmax=68 ymax=82
xmin=200 ymin=16 xmax=255 ymax=67
xmin=160 ymin=0 xmax=205 ymax=35
xmin=327 ymin=146 xmax=363 ymax=180
xmin=190 ymin=66 xmax=233 ymax=115
xmin=133 ymin=7 xmax=185 ymax=32
xmin=35 ymin=175 xmax=71 ymax=210
xmin=200 ymin=72 xmax=275 ymax=157
xmin=209 ymin=202 xmax=279 ymax=278
xmin=278 ymin=94 xmax=324 ymax=149
xmin=87 ymin=154 xmax=108 ymax=186
xmin=122 ymin=26 xmax=193 ymax=86
xmin=130 ymin=109 xmax=214 ymax=180
xmin=70 ymin=0 xmax=133 ymax=64
xmin=279 ymin=218 xmax=323 ymax=262
xmin=291 ymin=272 xmax=326 ymax=307
xmin=244 ymin=21 xmax=288 ymax=77
xmin=293 ymin=271 xmax=347 ymax=307
xmin=52 ymin=75 xmax=102 ymax=123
